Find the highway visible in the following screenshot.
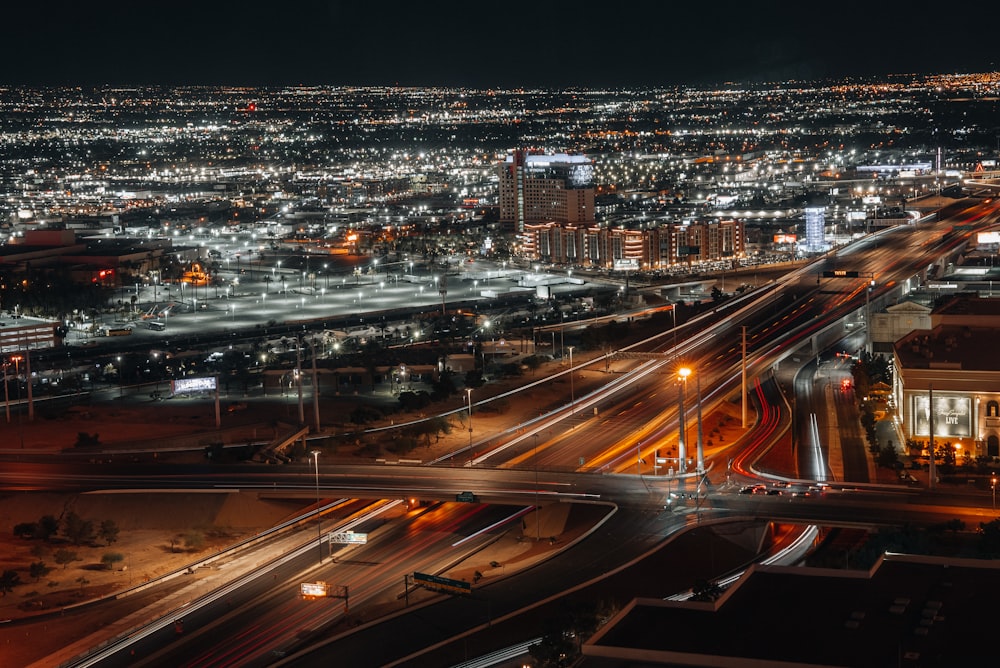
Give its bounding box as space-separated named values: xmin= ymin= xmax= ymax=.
xmin=8 ymin=197 xmax=1000 ymax=666
xmin=133 ymin=501 xmax=531 ymax=668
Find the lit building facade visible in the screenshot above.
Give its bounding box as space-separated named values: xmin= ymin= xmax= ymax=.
xmin=801 ymin=205 xmax=830 ymax=253
xmin=892 ymin=296 xmax=1000 ymax=460
xmin=521 ymin=220 xmax=744 ymax=269
xmin=498 ymin=150 xmax=595 ymax=233
xmin=1 ymin=317 xmax=63 ymax=354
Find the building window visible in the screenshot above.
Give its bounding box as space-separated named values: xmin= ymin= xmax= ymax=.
xmin=988 ymin=401 xmax=1000 ymax=418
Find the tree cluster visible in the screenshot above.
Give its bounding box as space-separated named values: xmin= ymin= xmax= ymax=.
xmin=5 ymin=513 xmax=122 ymax=596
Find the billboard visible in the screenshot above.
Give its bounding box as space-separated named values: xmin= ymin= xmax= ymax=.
xmin=911 ymin=394 xmax=971 ymax=438
xmin=773 ymin=234 xmax=797 ymax=244
xmin=172 ymin=376 xmax=217 ymax=394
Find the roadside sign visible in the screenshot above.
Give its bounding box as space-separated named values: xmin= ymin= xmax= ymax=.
xmin=413 ymin=571 xmax=472 ymax=595
xmin=328 ymin=530 xmax=368 ymax=545
xmin=455 ymin=491 xmax=477 ymax=503
xmin=300 ymin=581 xmax=329 ymax=598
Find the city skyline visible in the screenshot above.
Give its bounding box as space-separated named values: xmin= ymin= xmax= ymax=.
xmin=3 ymin=1 xmax=996 ymax=88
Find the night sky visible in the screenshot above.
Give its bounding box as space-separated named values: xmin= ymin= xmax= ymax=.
xmin=2 ymin=1 xmax=996 ymax=88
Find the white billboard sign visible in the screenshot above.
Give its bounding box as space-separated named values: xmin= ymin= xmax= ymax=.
xmin=172 ymin=376 xmax=217 ymax=394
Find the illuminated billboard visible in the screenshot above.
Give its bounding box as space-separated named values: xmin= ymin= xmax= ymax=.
xmin=773 ymin=234 xmax=797 ymax=244
xmin=911 ymin=394 xmax=971 ymax=438
xmin=172 ymin=376 xmax=217 ymax=394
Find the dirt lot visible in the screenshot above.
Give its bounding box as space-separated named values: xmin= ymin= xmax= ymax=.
xmin=0 ymin=491 xmax=306 ymax=619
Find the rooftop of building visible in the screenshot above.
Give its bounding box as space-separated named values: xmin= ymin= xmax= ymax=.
xmin=0 ymin=244 xmax=82 ymax=257
xmin=503 ymin=152 xmax=591 ymax=164
xmin=932 ymin=293 xmax=1000 ymax=317
xmin=894 ymin=325 xmax=1000 ymax=370
xmin=0 ymin=313 xmax=57 ymax=332
xmin=585 ymin=554 xmax=1000 ymax=667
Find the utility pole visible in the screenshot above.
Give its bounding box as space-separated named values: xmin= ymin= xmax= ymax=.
xmin=312 ymin=450 xmax=322 ymax=564
xmin=310 ymin=337 xmax=321 ymax=432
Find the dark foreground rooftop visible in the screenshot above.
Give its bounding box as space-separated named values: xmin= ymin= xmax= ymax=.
xmin=584 ymin=553 xmax=1000 ymax=667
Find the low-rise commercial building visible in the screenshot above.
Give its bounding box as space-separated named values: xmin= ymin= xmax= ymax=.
xmin=892 ymin=295 xmax=1000 ymax=459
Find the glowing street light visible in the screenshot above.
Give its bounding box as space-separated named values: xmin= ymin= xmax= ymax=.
xmin=677 ymin=367 xmax=691 ymax=473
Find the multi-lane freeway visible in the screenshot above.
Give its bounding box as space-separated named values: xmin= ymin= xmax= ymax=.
xmin=6 ymin=196 xmax=1000 ymax=666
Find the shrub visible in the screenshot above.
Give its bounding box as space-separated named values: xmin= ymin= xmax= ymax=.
xmin=100 ymin=553 xmax=125 ymax=570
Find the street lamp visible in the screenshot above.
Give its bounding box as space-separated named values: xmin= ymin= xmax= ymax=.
xmin=533 ymin=432 xmax=540 ymax=541
xmin=694 ymin=368 xmax=704 ymax=474
xmin=567 ymin=346 xmax=575 ymax=413
xmin=466 ymin=388 xmax=473 ymax=452
xmin=677 ymin=367 xmax=691 ymax=473
xmin=3 ymin=359 xmax=10 ymax=423
xmin=312 ymin=450 xmax=322 ymax=564
xmin=992 ymin=475 xmax=997 ymax=512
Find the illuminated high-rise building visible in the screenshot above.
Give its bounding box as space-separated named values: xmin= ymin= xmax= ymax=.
xmin=498 ymin=150 xmax=595 ymax=233
xmin=801 ymin=193 xmax=831 ymax=254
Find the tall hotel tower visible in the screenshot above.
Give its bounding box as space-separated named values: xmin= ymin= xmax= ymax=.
xmin=498 ymin=150 xmax=596 ymax=232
